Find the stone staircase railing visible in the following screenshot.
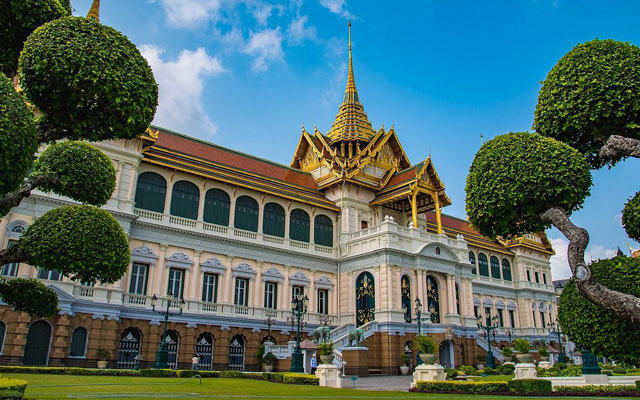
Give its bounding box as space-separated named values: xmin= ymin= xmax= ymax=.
xmin=330 ymin=320 xmax=379 ymax=368
xmin=477 ymin=335 xmax=505 ymax=363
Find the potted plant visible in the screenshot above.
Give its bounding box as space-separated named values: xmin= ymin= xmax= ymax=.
xmin=513 ymin=338 xmax=532 ymax=363
xmin=263 ymin=352 xmax=276 ymax=373
xmin=400 ymin=354 xmax=411 ymax=375
xmin=319 ymin=342 xmax=334 ymax=364
xmin=414 ymin=335 xmax=437 ymax=364
xmin=538 ymin=347 xmax=550 ymax=362
xmin=96 ymin=349 xmax=110 ymax=369
xmin=476 ymin=353 xmax=486 ymax=369
xmin=501 ymin=346 xmax=513 ymax=362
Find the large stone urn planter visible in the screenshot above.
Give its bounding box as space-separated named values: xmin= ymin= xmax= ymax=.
xmin=400 ymin=365 xmax=410 ymax=375
xmin=97 ymin=360 xmax=108 ymax=369
xmin=320 ymin=354 xmax=335 ymax=365
xmin=419 ymin=353 xmax=437 ymax=364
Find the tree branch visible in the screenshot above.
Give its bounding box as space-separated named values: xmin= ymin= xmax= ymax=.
xmin=599 ymin=135 xmax=640 ymax=161
xmin=0 ymin=175 xmax=62 ymax=211
xmin=0 ymin=244 xmax=26 ymax=266
xmin=541 ymin=207 xmax=640 ymax=325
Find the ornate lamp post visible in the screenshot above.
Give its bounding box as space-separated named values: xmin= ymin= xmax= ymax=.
xmin=476 ymin=313 xmax=500 ymax=369
xmin=264 ymin=316 xmax=274 ymax=343
xmin=151 ymin=291 xmax=185 ymax=369
xmin=290 ymin=293 xmax=308 ymax=373
xmin=403 ymin=298 xmax=430 ymax=366
xmin=547 ymin=319 xmax=568 ymax=363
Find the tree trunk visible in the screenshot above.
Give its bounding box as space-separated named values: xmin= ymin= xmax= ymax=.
xmin=599 ymin=135 xmax=640 ymax=160
xmin=541 ymin=207 xmax=640 ymax=325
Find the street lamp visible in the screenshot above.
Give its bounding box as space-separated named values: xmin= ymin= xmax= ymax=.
xmin=477 ymin=313 xmax=500 ymax=369
xmin=264 ymin=316 xmax=274 ymax=343
xmin=403 ymin=298 xmax=430 ymax=366
xmin=290 ymin=293 xmax=308 ymax=373
xmin=151 ymin=291 xmax=185 ymax=369
xmin=547 ymin=319 xmax=568 ymax=363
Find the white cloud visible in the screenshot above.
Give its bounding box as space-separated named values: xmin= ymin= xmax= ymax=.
xmin=287 ymin=15 xmax=317 ymax=45
xmin=319 ymin=0 xmax=354 ymax=19
xmin=140 ymin=45 xmax=226 ymax=136
xmin=549 ymin=237 xmax=617 ymax=281
xmin=156 ymin=0 xmax=223 ymax=27
xmin=243 ymin=28 xmax=284 ymax=72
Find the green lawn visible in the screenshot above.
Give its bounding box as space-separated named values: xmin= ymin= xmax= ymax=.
xmin=467 ymin=374 xmax=513 ymax=382
xmin=1 ymin=373 xmax=635 ymax=400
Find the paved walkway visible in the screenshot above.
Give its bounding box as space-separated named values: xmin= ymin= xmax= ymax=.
xmin=346 ymin=375 xmax=412 ymax=391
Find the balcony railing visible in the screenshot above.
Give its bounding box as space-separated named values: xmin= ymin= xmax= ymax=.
xmin=134 ymin=208 xmax=337 ymax=258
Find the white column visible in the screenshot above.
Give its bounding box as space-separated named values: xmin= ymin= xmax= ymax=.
xmin=254 ymin=261 xmax=263 ymax=307
xmin=150 ymin=244 xmax=168 ymax=296
xmin=283 ymin=265 xmax=291 ymax=305
xmin=308 ymin=270 xmax=316 ymax=313
xmin=224 ymin=255 xmax=234 ymax=303
xmin=386 ymin=265 xmax=394 ymax=310
xmin=446 ymin=274 xmax=455 ymax=314
xmin=188 ymin=250 xmax=202 ymax=300
xmin=128 ymin=165 xmax=139 ymax=201
xmin=198 ymin=183 xmax=207 ymax=221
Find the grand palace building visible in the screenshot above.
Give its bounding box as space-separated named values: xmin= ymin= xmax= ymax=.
xmin=0 ymin=33 xmax=558 ymax=374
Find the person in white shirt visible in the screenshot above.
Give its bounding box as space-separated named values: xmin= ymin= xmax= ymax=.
xmin=191 ymin=354 xmax=199 ymax=370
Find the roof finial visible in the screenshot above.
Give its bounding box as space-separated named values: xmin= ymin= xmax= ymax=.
xmin=87 ymin=0 xmax=101 ymax=22
xmin=343 ymin=21 xmax=358 ymax=104
xmin=348 ymin=21 xmax=352 ymax=58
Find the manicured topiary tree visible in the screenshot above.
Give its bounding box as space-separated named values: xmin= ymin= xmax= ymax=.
xmin=466 ymin=38 xmax=640 ymax=327
xmin=0 ymin=0 xmax=158 ymax=317
xmin=558 ymin=256 xmax=640 ymax=364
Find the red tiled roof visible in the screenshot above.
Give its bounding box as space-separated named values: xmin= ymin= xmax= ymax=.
xmin=383 ymin=163 xmax=422 ymax=189
xmin=153 ymin=128 xmax=318 ymax=189
xmin=425 ymin=212 xmax=513 ymax=254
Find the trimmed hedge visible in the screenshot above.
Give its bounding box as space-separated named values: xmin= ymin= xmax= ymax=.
xmin=0 ymin=379 xmax=27 ymax=394
xmin=139 ymin=369 xmax=175 ymax=377
xmin=415 ymin=381 xmax=508 ymax=394
xmin=282 ymin=373 xmax=319 ymax=385
xmin=0 ymin=390 xmax=24 ymax=399
xmin=556 ymin=385 xmax=637 ymax=393
xmin=508 ymin=379 xmax=552 ymax=394
xmin=637 ymin=380 xmax=640 ymax=391
xmin=0 ymin=366 xmax=138 ymax=376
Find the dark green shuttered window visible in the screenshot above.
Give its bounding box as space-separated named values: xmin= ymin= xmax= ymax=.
xmin=135 ymin=172 xmax=167 ymax=212
xmin=170 ymin=181 xmax=199 ymax=220
xmin=490 ymin=256 xmax=501 ymax=279
xmin=234 ymin=196 xmax=259 ymax=232
xmin=203 ymin=189 xmax=230 ymax=226
xmin=263 ymin=202 xmax=285 ymax=237
xmin=69 ymin=327 xmax=87 ymax=357
xmin=469 ymin=251 xmax=476 ymax=274
xmin=478 ymin=253 xmax=489 ymax=277
xmin=289 ymin=209 xmax=310 ymax=242
xmin=314 ymin=215 xmax=333 ymax=247
xmin=401 ymin=275 xmax=411 ymax=322
xmin=502 ymin=259 xmax=512 ymax=281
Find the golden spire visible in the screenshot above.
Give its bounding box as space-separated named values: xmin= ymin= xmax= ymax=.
xmin=327 ymin=21 xmax=375 ymax=145
xmin=87 ymin=0 xmax=100 ymax=22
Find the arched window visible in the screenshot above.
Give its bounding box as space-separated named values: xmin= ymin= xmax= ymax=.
xmin=203 ymin=189 xmax=230 ymax=226
xmin=401 ymin=275 xmax=411 ymax=323
xmin=228 ymin=335 xmax=245 ymax=370
xmin=134 ymin=172 xmax=167 ymax=212
xmin=490 ymin=256 xmax=501 ymax=279
xmin=468 ymin=251 xmax=476 ymax=275
xmin=502 ymin=259 xmax=512 ymax=281
xmin=355 ymin=271 xmax=375 ymax=326
xmin=117 ymin=328 xmax=142 ymax=369
xmin=170 ymin=181 xmax=200 ymax=220
xmin=196 ymin=333 xmax=214 ymax=370
xmin=289 ymin=209 xmax=310 ymax=242
xmin=234 ymin=196 xmax=259 ymax=232
xmin=478 ymin=253 xmax=489 ymax=277
xmin=164 ymin=330 xmax=180 ymax=369
xmin=426 ymin=275 xmax=440 ymax=323
xmin=69 ymin=327 xmax=88 ymax=357
xmin=24 ymin=321 xmax=52 ymax=366
xmin=262 ymin=202 xmax=285 ymax=237
xmin=314 ymin=215 xmax=333 ymax=247
xmin=455 ymin=284 xmax=461 ymax=315
xmin=0 ymin=321 xmax=6 ymax=354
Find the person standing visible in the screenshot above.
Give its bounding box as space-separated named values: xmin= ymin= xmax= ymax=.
xmin=310 ymin=354 xmax=317 ymax=374
xmin=192 ymin=354 xmax=199 ymax=370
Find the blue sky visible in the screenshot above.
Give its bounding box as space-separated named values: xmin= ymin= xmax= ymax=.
xmin=73 ymin=0 xmax=640 ymax=280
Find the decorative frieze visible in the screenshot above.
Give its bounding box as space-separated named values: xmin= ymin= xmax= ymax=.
xmin=131 ymin=245 xmax=159 ymax=265
xmin=262 ymin=267 xmax=284 ymax=283
xmin=165 ymin=252 xmax=193 ymax=269
xmin=232 ymin=263 xmax=256 ymax=279
xmin=289 ymin=271 xmax=310 ymax=287
xmin=200 ymin=257 xmax=226 ymax=275
xmin=315 ymin=274 xmax=335 ymax=290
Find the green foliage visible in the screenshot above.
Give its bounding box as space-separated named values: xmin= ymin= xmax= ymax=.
xmin=613 ymin=366 xmax=627 ymax=375
xmin=465 ymin=132 xmax=591 ymax=238
xmin=0 ymin=366 xmax=138 ymax=376
xmin=32 ymin=141 xmax=116 ymax=206
xmin=534 ymin=39 xmax=640 ymax=168
xmin=0 ymin=0 xmax=70 ymax=76
xmin=282 ymin=373 xmax=319 ymax=385
xmin=622 ymin=191 xmax=640 ymax=242
xmin=495 ymin=364 xmax=515 ymax=375
xmin=0 ymin=278 xmax=58 ymax=317
xmin=263 ymin=352 xmax=276 ymax=365
xmin=459 ymin=365 xmax=477 ymax=375
xmin=318 ymin=342 xmax=333 ymax=355
xmin=19 ymin=205 xmax=130 ymax=283
xmin=414 ymin=381 xmax=509 ymax=394
xmin=0 ymin=378 xmax=28 ymax=394
xmin=483 ymin=367 xmax=496 ymax=375
xmin=558 ymin=256 xmax=640 ymax=364
xmin=555 ymin=362 xmax=568 ymax=370
xmin=19 ymin=17 xmax=158 ymax=142
xmin=0 ymin=73 xmax=38 ymax=201
xmin=538 ymin=347 xmax=549 ymax=357
xmin=414 ymin=335 xmax=437 ymax=354
xmin=0 ymin=390 xmax=25 ymax=399
xmin=139 ymin=369 xmax=176 ymax=377
xmin=501 ymin=347 xmax=513 ymax=357
xmin=400 ymin=354 xmax=411 ymax=365
xmin=556 ymin=384 xmax=637 ymax=394
xmin=96 ymin=349 xmax=110 ymax=361
xmin=512 ymin=338 xmax=531 ymax=354
xmin=637 ymin=380 xmax=640 ymax=391
xmin=507 ymin=379 xmax=552 ymax=394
